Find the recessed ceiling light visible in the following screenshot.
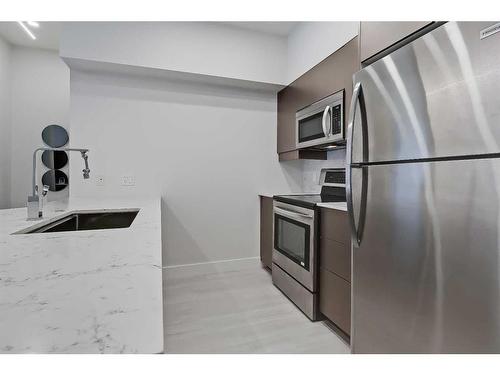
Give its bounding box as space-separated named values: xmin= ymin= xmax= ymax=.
xmin=17 ymin=21 xmax=36 ymax=40
xmin=27 ymin=21 xmax=39 ymax=28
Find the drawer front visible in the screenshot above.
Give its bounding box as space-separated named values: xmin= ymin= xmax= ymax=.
xmin=320 ymin=237 xmax=351 ymax=282
xmin=272 ymin=264 xmax=318 ymax=320
xmin=320 ymin=208 xmax=350 ymax=245
xmin=319 ymin=269 xmax=351 ymax=335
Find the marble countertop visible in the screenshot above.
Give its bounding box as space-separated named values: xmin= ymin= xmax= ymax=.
xmin=0 ymin=198 xmax=163 ymax=353
xmin=316 ymin=202 xmax=348 ymax=211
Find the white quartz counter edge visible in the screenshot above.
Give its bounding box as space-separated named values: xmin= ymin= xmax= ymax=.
xmin=258 ymin=192 xmax=319 ymax=199
xmin=316 ymin=202 xmax=348 ymax=211
xmin=258 ymin=193 xmax=347 ymax=211
xmin=0 ymin=198 xmax=163 ymax=354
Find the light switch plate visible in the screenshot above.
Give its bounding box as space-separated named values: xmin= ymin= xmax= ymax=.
xmin=121 ymin=175 xmax=136 ymax=186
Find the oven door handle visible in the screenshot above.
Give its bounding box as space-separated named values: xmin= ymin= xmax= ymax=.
xmin=274 ymin=207 xmax=314 ymax=220
xmin=322 ymin=105 xmax=331 ymax=137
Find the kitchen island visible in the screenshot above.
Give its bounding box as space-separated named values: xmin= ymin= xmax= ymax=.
xmin=0 ymin=198 xmax=163 ymax=353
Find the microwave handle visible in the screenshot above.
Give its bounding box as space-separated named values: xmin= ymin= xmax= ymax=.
xmin=322 ymin=106 xmax=331 ymax=137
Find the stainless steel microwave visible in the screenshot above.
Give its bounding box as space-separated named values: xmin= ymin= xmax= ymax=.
xmin=296 ymin=90 xmax=344 ymax=149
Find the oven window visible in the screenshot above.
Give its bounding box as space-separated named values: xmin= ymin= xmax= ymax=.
xmin=298 ymin=112 xmax=325 ymax=143
xmin=274 ymin=214 xmax=310 ymax=270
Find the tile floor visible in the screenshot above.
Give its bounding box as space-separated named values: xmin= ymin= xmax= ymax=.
xmin=163 ymin=257 xmax=350 ymax=353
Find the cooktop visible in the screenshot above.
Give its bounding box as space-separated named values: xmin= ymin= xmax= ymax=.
xmin=274 ymin=169 xmax=347 ymax=209
xmin=274 ymin=187 xmax=346 ymax=209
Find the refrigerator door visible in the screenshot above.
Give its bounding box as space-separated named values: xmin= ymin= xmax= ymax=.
xmin=350 ymin=22 xmax=500 ymax=164
xmin=351 ymin=157 xmax=500 ymax=353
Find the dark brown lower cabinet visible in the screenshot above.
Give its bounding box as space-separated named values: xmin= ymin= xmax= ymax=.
xmin=320 ymin=237 xmax=351 ymax=282
xmin=319 ymin=208 xmax=351 ymax=336
xmin=319 ymin=268 xmax=351 ymax=335
xmin=259 ymin=195 xmax=273 ymax=270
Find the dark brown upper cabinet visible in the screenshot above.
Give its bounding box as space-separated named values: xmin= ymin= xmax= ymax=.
xmin=277 ymin=36 xmax=360 ymax=161
xmin=360 ymin=22 xmax=433 ymax=63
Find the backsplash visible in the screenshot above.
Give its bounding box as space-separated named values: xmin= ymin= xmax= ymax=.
xmin=301 ymin=149 xmax=346 ymax=193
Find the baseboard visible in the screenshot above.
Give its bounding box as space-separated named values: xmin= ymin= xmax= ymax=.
xmin=164 ymin=256 xmax=259 ymax=269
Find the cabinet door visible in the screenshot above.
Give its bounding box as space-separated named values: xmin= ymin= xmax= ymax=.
xmin=277 ymin=87 xmax=299 ymax=154
xmin=360 ymin=22 xmax=432 ymax=62
xmin=259 ymin=196 xmax=273 ymax=269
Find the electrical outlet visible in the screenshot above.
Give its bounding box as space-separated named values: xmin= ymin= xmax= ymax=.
xmin=121 ymin=175 xmax=136 ymax=186
xmin=96 ymin=175 xmax=105 ymax=186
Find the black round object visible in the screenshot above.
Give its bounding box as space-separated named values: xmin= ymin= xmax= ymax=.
xmin=42 ymin=170 xmax=69 ymax=192
xmin=42 ymin=150 xmax=68 ymax=169
xmin=41 ymin=124 xmax=69 ymax=148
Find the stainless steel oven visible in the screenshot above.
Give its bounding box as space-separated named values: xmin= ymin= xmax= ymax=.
xmin=272 ymin=201 xmax=317 ymax=319
xmin=296 ymin=90 xmax=344 ymax=149
xmin=272 ymin=169 xmax=346 ymax=321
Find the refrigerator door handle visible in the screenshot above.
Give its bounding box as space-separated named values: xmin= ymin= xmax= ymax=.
xmin=346 ymin=82 xmax=368 ymax=247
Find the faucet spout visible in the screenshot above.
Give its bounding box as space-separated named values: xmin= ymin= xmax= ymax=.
xmin=28 ymin=147 xmax=90 ymax=220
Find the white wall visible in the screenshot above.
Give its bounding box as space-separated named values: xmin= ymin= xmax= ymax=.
xmin=287 ymin=22 xmax=359 ymax=83
xmin=60 ymin=22 xmax=288 ymax=86
xmin=62 ymin=22 xmax=357 ymax=266
xmin=10 ymin=46 xmax=70 ymax=208
xmin=60 ymin=22 xmax=360 ymax=87
xmin=0 ymin=36 xmax=11 ymax=209
xmin=69 ymin=69 xmax=304 ymax=266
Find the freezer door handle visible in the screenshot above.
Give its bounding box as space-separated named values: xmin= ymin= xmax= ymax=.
xmin=347 ymin=82 xmax=361 ymax=166
xmin=346 ymin=82 xmax=368 ymax=247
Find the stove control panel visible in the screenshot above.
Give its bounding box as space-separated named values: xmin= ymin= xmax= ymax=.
xmin=319 ymin=168 xmax=346 ymax=188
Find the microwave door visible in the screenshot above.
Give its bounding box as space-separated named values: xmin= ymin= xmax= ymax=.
xmin=297 ymin=108 xmax=330 ymax=148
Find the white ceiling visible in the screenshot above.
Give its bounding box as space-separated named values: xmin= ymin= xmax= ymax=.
xmin=222 ymin=22 xmax=299 ymax=36
xmin=0 ymin=22 xmax=62 ymax=50
xmin=0 ymin=21 xmax=299 ymax=51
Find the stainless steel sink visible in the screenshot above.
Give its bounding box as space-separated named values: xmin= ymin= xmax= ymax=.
xmin=15 ymin=209 xmax=139 ymax=234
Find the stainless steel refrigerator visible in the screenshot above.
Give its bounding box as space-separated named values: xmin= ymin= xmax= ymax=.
xmin=346 ymin=21 xmax=500 ymax=353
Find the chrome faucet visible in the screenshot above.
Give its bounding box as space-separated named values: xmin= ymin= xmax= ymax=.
xmin=27 ymin=147 xmax=90 ymax=220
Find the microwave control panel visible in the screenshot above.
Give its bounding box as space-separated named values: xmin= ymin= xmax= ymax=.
xmin=331 ymin=104 xmax=342 ymax=135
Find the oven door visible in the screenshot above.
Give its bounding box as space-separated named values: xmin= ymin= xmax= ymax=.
xmin=273 ymin=202 xmax=316 ymax=292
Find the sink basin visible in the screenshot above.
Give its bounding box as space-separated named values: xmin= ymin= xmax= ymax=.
xmin=15 ymin=209 xmax=140 ymax=234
